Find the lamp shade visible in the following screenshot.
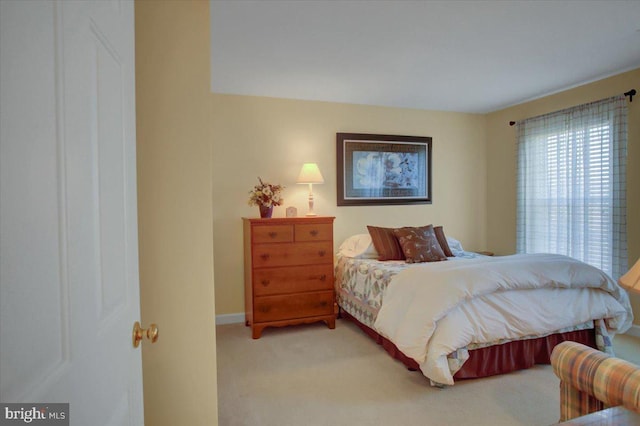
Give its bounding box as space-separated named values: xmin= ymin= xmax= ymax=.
xmin=297 ymin=163 xmax=324 ymax=184
xmin=619 ymin=258 xmax=640 ymax=294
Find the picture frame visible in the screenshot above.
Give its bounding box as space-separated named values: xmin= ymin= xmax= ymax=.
xmin=285 ymin=206 xmax=297 ymax=218
xmin=337 ymin=133 xmax=432 ymax=206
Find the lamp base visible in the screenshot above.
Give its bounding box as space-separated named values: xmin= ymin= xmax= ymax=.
xmin=306 ymin=190 xmax=318 ymax=217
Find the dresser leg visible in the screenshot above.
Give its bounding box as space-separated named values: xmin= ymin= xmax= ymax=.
xmin=326 ymin=317 xmax=336 ymax=330
xmin=252 ymin=325 xmax=264 ymax=339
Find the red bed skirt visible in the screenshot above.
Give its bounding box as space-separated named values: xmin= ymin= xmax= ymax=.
xmin=341 ymin=311 xmax=596 ymax=380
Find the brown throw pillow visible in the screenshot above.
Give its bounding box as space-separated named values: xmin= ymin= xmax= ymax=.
xmin=434 ymin=226 xmax=454 ymax=257
xmin=393 ymin=225 xmax=448 ymax=263
xmin=367 ymin=226 xmax=405 ymax=261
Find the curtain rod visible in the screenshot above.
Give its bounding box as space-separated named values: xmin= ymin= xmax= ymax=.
xmin=509 ymin=88 xmax=636 ymax=126
xmin=625 ymin=88 xmax=636 ymax=102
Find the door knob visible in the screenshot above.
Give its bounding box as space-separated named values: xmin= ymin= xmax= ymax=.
xmin=132 ymin=321 xmax=159 ymax=348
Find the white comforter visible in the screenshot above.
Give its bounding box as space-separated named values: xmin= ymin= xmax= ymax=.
xmin=373 ymin=253 xmax=633 ymax=385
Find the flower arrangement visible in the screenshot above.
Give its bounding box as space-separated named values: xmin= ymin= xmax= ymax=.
xmin=248 ymin=177 xmax=284 ymax=207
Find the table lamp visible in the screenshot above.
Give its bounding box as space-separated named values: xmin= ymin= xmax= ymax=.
xmin=297 ymin=163 xmax=324 ymax=216
xmin=619 ymin=258 xmax=640 ymax=294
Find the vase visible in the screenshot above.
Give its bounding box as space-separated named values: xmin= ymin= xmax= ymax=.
xmin=259 ymin=205 xmax=273 ymax=218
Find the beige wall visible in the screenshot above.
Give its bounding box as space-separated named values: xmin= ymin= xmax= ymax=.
xmin=135 ymin=1 xmax=218 ymax=424
xmin=212 ymin=95 xmax=487 ymax=315
xmin=485 ymin=68 xmax=640 ymax=324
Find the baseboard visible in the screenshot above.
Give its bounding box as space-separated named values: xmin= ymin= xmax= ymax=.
xmin=625 ymin=324 xmax=640 ymax=338
xmin=215 ymin=313 xmax=245 ymax=325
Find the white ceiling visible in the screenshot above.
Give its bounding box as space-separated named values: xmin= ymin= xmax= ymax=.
xmin=210 ymin=0 xmax=640 ymax=114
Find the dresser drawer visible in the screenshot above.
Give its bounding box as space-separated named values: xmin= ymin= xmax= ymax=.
xmin=252 ymin=224 xmax=293 ymax=243
xmin=253 ymin=291 xmax=334 ymax=322
xmin=253 ymin=264 xmax=333 ymax=296
xmin=295 ymin=223 xmax=333 ymax=242
xmin=252 ymin=241 xmax=332 ymax=268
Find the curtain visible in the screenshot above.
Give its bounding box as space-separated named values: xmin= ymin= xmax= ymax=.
xmin=516 ymin=95 xmax=627 ymax=279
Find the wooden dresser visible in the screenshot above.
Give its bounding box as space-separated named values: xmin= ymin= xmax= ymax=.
xmin=242 ymin=216 xmax=336 ymax=339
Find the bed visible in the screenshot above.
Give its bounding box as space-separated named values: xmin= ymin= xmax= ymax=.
xmin=334 ymin=231 xmax=633 ymax=387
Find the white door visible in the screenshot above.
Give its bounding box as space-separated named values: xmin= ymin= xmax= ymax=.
xmin=0 ymin=1 xmax=144 ymax=424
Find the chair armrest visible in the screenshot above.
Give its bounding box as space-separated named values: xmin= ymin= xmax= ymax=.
xmin=551 ymin=341 xmax=640 ymax=420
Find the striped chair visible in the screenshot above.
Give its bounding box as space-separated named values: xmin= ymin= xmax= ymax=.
xmin=550 ymin=341 xmax=640 ymax=421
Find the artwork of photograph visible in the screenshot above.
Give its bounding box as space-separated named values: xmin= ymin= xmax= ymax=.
xmin=337 ymin=133 xmax=432 ymax=206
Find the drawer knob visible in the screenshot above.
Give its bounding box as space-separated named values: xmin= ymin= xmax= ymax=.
xmin=309 ymin=229 xmax=319 ymax=237
xmin=261 ymin=279 xmax=270 ymax=286
xmin=260 ymin=253 xmax=270 ymax=261
xmin=268 ymin=231 xmax=277 ymax=238
xmin=318 ymin=250 xmax=326 ymax=257
xmin=319 ymin=274 xmax=327 ymax=281
xmin=259 ymin=306 xmax=270 ymax=313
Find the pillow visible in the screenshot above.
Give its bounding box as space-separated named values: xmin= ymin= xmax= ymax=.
xmin=446 ymin=236 xmax=464 ymax=253
xmin=367 ymin=226 xmax=405 ymax=261
xmin=434 ymin=226 xmax=454 ymax=257
xmin=392 ymin=225 xmax=447 ymax=263
xmin=338 ymin=234 xmax=379 ymax=258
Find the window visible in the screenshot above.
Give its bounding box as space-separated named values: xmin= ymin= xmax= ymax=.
xmin=516 ymin=96 xmax=627 ymax=279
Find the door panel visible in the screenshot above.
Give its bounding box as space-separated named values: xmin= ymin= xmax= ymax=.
xmin=92 ymin=20 xmax=128 ymax=321
xmin=0 ymin=0 xmax=70 ymax=402
xmin=0 ymin=1 xmax=143 ymax=424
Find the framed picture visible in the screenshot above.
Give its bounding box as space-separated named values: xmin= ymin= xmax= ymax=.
xmin=337 ymin=133 xmax=432 ymax=206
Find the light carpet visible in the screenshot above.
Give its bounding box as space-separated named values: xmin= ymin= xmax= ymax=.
xmin=216 ymin=319 xmax=640 ymax=426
